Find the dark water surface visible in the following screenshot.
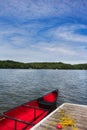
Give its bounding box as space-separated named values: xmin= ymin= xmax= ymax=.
xmin=0 ymin=69 xmax=87 ymax=113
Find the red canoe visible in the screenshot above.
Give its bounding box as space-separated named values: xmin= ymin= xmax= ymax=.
xmin=0 ymin=89 xmax=58 ymax=130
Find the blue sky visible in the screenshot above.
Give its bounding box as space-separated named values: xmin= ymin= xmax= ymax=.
xmin=0 ymin=0 xmax=87 ymax=63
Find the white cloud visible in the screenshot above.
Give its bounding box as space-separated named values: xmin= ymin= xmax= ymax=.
xmin=0 ymin=0 xmax=69 ymax=19
xmin=0 ymin=22 xmax=87 ymax=63
xmin=0 ymin=39 xmax=87 ymax=63
xmin=44 ymin=45 xmax=77 ymax=56
xmin=0 ymin=1 xmax=87 ymax=63
xmin=52 ymin=24 xmax=87 ymax=43
xmin=0 ymin=0 xmax=87 ymax=21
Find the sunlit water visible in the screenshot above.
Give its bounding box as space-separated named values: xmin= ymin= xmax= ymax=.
xmin=0 ymin=69 xmax=87 ymax=113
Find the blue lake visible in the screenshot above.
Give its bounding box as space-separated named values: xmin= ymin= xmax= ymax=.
xmin=0 ymin=69 xmax=87 ymax=113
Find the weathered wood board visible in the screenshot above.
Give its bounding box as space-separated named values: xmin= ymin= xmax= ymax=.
xmin=31 ymin=103 xmax=87 ymax=130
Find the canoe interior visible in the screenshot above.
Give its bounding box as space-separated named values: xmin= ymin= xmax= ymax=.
xmin=0 ymin=89 xmax=58 ymax=130
xmin=43 ymin=90 xmax=58 ymax=102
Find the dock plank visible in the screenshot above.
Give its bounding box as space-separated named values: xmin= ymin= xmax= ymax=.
xmin=31 ymin=103 xmax=87 ymax=130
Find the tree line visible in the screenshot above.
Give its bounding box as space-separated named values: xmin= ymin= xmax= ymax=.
xmin=0 ymin=60 xmax=87 ymax=69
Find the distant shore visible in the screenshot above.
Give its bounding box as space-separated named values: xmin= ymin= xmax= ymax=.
xmin=0 ymin=60 xmax=87 ymax=69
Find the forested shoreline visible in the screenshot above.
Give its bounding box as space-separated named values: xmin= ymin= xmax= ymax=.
xmin=0 ymin=60 xmax=87 ymax=69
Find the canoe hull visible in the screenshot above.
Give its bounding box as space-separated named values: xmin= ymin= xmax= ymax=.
xmin=0 ymin=89 xmax=58 ymax=130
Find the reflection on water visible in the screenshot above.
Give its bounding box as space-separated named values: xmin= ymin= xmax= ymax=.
xmin=0 ymin=69 xmax=87 ymax=112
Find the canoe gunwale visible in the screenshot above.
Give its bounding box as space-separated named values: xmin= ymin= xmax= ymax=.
xmin=3 ymin=89 xmax=58 ymax=114
xmin=22 ymin=104 xmax=49 ymax=111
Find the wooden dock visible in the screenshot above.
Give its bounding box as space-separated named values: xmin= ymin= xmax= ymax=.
xmin=30 ymin=103 xmax=87 ymax=130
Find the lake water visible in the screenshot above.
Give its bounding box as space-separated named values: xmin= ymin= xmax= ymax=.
xmin=0 ymin=69 xmax=87 ymax=113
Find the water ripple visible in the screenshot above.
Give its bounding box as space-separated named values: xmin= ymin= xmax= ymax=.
xmin=0 ymin=69 xmax=87 ymax=112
